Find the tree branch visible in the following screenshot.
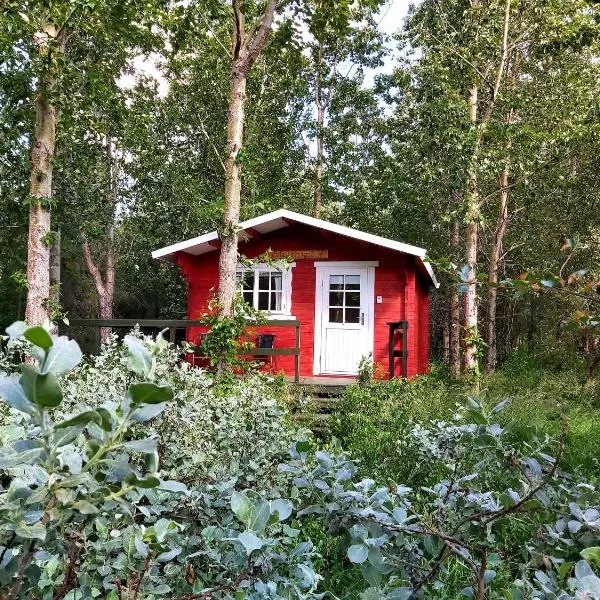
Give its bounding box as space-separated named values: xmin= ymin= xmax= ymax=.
xmin=246 ymin=0 xmax=278 ymax=69
xmin=232 ymin=0 xmax=245 ymax=58
xmin=81 ymin=235 xmax=106 ymax=298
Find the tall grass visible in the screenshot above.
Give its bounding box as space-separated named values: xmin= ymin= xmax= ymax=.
xmin=331 ymin=347 xmax=600 ymax=481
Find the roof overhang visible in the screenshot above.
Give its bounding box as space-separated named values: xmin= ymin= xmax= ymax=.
xmin=152 ymin=209 xmax=439 ymax=288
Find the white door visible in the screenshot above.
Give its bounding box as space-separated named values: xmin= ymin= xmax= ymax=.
xmin=314 ymin=265 xmax=375 ymax=375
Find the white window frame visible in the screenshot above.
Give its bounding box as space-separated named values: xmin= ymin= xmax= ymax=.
xmin=236 ymin=262 xmax=295 ymax=318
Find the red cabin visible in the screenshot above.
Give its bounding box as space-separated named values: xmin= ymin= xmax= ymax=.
xmin=152 ymin=210 xmax=438 ymax=380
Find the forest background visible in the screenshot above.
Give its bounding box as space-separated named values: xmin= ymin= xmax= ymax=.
xmin=1 ymin=0 xmax=599 ymax=378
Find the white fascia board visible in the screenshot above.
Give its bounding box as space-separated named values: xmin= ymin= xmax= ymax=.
xmin=151 ymin=231 xmax=218 ymax=259
xmin=424 ymin=262 xmax=440 ymax=288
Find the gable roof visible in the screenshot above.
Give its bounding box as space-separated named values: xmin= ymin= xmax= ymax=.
xmin=152 ymin=209 xmax=439 ymax=287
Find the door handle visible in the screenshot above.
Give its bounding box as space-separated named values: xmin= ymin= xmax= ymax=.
xmin=360 ymin=312 xmax=364 ymax=325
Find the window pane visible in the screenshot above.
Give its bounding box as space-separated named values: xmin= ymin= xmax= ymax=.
xmin=241 ymin=272 xmax=254 ymax=291
xmin=329 ymin=291 xmax=344 ymax=306
xmin=345 ymin=308 xmax=360 ymax=323
xmin=345 ymin=275 xmax=360 ymax=290
xmin=270 ymin=291 xmax=282 ymax=311
xmin=329 ymin=275 xmax=344 ymax=290
xmin=271 ymin=272 xmax=282 ymax=290
xmin=329 ymin=307 xmax=344 ymax=323
xmin=346 ymin=291 xmax=360 ymax=307
xmin=257 ymin=291 xmax=270 ymax=310
xmin=242 ymin=291 xmax=253 ymax=305
xmin=258 ymin=272 xmax=270 ymax=290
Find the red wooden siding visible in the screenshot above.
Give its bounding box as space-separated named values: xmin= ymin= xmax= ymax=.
xmin=176 ymin=222 xmax=430 ymax=378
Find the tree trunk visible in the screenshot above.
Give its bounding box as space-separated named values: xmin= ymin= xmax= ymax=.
xmin=485 ymin=118 xmax=512 ymax=373
xmin=218 ymin=60 xmax=247 ymax=318
xmin=25 ymin=83 xmax=56 ymax=326
xmin=441 ymin=320 xmax=449 ymax=363
xmin=82 ymin=236 xmax=115 ymax=346
xmin=217 ymin=0 xmax=277 ymax=318
xmin=48 ymin=229 xmax=61 ymax=333
xmin=81 ymin=140 xmax=117 ymax=345
xmin=49 ymin=229 xmax=61 ymax=301
xmin=449 ymin=221 xmax=461 ymax=377
xmin=462 ymin=83 xmax=480 ymax=375
xmin=313 ymin=42 xmax=325 ymax=219
xmin=461 ymin=0 xmax=511 ymax=376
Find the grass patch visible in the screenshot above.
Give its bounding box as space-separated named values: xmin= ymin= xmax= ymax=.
xmin=330 ymin=348 xmax=600 ymax=482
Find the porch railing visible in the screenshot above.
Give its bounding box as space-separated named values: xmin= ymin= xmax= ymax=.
xmin=68 ymin=318 xmax=301 ymax=384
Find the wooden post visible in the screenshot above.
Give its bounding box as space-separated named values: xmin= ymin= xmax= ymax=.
xmin=294 ymin=322 xmax=300 ymax=384
xmin=402 ymin=322 xmax=408 ymax=378
xmin=388 ymin=321 xmax=409 ymax=379
xmin=388 ymin=324 xmax=395 ymax=379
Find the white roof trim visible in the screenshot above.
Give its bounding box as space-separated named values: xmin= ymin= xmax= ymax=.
xmin=152 ymin=209 xmax=439 ymax=288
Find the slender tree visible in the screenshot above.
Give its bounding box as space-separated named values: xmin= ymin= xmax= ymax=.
xmin=24 ymin=17 xmax=69 ymax=325
xmin=80 ymin=139 xmax=119 ymax=344
xmin=218 ymin=0 xmax=278 ymax=317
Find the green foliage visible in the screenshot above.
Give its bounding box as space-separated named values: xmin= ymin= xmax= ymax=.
xmin=0 ymin=324 xmax=321 ymax=599
xmin=0 ymin=322 xmax=181 ymax=597
xmin=56 ymin=327 xmax=299 ymax=490
xmin=286 ymin=398 xmax=600 ymax=599
xmin=331 ymin=369 xmax=460 ymax=482
xmin=333 ymin=353 xmax=600 ymax=483
xmin=198 ymin=294 xmax=266 ymax=371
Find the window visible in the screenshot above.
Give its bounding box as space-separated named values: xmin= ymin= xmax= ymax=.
xmin=328 ymin=274 xmax=361 ymax=324
xmin=236 ymin=264 xmax=293 ymax=316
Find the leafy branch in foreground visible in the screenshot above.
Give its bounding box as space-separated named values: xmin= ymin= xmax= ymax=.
xmin=283 ymin=398 xmax=600 ymax=599
xmin=0 ymin=322 xmax=181 ymax=599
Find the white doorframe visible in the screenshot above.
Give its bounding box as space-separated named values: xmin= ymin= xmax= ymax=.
xmin=313 ymin=262 xmax=376 ymax=375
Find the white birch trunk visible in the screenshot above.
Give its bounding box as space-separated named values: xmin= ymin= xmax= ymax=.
xmin=25 ymin=83 xmax=56 ymax=326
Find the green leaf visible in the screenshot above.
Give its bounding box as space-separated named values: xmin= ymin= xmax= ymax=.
xmin=130 ymin=402 xmax=166 ymax=422
xmin=249 ymin=499 xmax=271 ymax=532
xmin=54 ymin=425 xmax=85 ymax=448
xmin=73 ymin=500 xmax=100 ymax=515
xmin=125 ymin=474 xmax=160 ymax=489
xmin=295 ymin=440 xmax=311 ymax=453
xmin=158 ymin=480 xmax=188 ymax=493
xmin=40 ymin=336 xmax=82 ymax=376
xmin=15 ymin=523 xmax=46 ymax=541
xmin=96 ymin=407 xmax=113 ymax=432
xmin=0 ymin=374 xmax=37 ymax=416
xmin=0 ymin=447 xmax=43 ymax=469
xmin=157 ymin=547 xmax=181 ymax=562
xmin=20 ymin=364 xmax=62 ymax=408
xmin=135 ymin=536 xmax=149 ymax=558
xmin=231 ymin=491 xmax=252 ymax=524
xmin=123 ymin=438 xmax=158 ymax=454
xmin=129 ymin=383 xmax=173 ymax=406
xmin=348 ymin=544 xmax=369 ymax=564
xmin=23 ymin=326 xmax=53 ymax=351
xmin=270 ymin=498 xmax=293 ymax=522
xmin=237 ymin=531 xmax=263 ymax=555
xmin=581 ymin=547 xmax=600 ymax=567
xmin=55 ymin=411 xmax=101 ymax=429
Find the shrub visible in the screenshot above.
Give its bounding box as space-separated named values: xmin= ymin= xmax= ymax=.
xmin=287 ymin=398 xmax=600 ymax=599
xmin=58 ymin=329 xmax=300 ymax=491
xmin=0 ymin=324 xmax=320 ymax=599
xmin=330 ymin=373 xmax=460 ymax=483
xmin=332 ymin=350 xmax=600 ymax=482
